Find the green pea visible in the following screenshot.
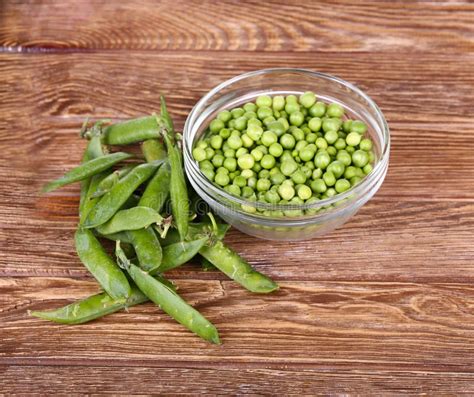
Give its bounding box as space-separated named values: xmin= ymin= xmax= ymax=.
xmin=241 ymin=133 xmax=254 ymax=148
xmin=231 ymin=107 xmax=245 ymax=119
xmin=261 ymin=154 xmax=276 ymax=169
xmin=280 ymin=133 xmax=296 ymax=149
xmin=234 ymin=116 xmax=248 ymax=131
xmin=363 ymin=163 xmax=373 ymax=174
xmin=272 ymin=95 xmax=285 ymax=111
xmin=327 ymin=146 xmax=337 ymax=157
xmin=224 ymin=148 xmax=235 ymax=158
xmin=202 ymin=168 xmax=215 ymax=181
xmin=351 ymin=120 xmax=368 ymax=134
xmin=324 ymin=130 xmax=339 ymax=145
xmin=228 ymin=119 xmax=236 ymax=129
xmin=280 ymin=159 xmax=298 ymax=176
xmin=334 ymin=179 xmax=351 ymax=193
xmin=269 ymin=142 xmax=283 ymax=157
xmin=314 ymin=151 xmax=331 ymax=169
xmin=311 ymin=178 xmax=327 ymax=193
xmin=261 ymin=130 xmax=278 ymax=147
xmin=219 ymin=128 xmax=231 ymax=139
xmin=217 ymin=110 xmax=232 ymax=123
xmin=257 ymin=106 xmax=273 ymax=120
xmin=336 ymin=150 xmax=352 ymax=166
xmin=299 ymin=91 xmax=317 ymax=108
xmin=352 ymin=150 xmax=369 ymax=167
xmin=322 ymin=118 xmax=342 ymax=133
xmin=223 ymin=157 xmax=237 ymax=172
xmin=226 ymin=184 xmax=241 ymax=196
xmin=346 ymin=145 xmax=355 ymax=154
xmin=368 ymin=150 xmax=375 ymax=163
xmin=247 ymin=124 xmax=263 ymax=141
xmin=360 ymin=138 xmax=373 ymax=151
xmin=291 ymin=128 xmax=305 ymax=141
xmin=308 ymin=117 xmax=322 ymax=132
xmin=285 ymin=101 xmax=300 ymax=114
xmin=312 ymin=168 xmax=323 ymax=179
xmin=297 ymin=185 xmax=312 ymax=200
xmin=263 ymin=116 xmax=276 ymax=127
xmin=267 ymin=121 xmax=285 ymax=136
xmin=256 ymin=178 xmax=270 ymax=192
xmin=236 ymin=147 xmax=248 ymax=157
xmin=227 ymin=135 xmax=242 ymax=149
xmin=277 ymin=117 xmax=290 ymax=132
xmin=323 ymin=170 xmax=336 ymax=186
xmin=326 ymin=188 xmax=336 ymax=197
xmin=350 ymin=176 xmax=362 ymax=186
xmin=270 ymin=172 xmax=286 ymax=185
xmin=211 ymin=154 xmax=224 ymax=168
xmin=237 ymin=154 xmax=255 ymax=170
xmin=315 ymin=137 xmax=328 ymax=150
xmin=241 ymin=186 xmax=254 ymax=198
xmin=299 ymin=147 xmax=316 ymax=162
xmin=343 ymin=120 xmax=353 ymax=133
xmin=327 ymin=103 xmax=345 ymax=118
xmin=241 ymin=169 xmax=254 ymax=179
xmin=346 ymin=131 xmax=361 ymax=147
xmin=210 ymin=119 xmax=225 ymax=133
xmin=309 ymin=101 xmax=326 ymax=117
xmin=334 ymin=138 xmax=346 ymax=150
xmin=289 ymin=111 xmax=304 ymax=126
xmin=306 ymin=133 xmax=317 ymax=143
xmin=263 ymin=190 xmax=279 ymax=204
xmin=193 ymin=147 xmax=207 ymax=162
xmin=250 ymin=148 xmax=264 ymax=161
xmin=327 ymin=160 xmax=345 ymax=178
xmin=247 ymin=176 xmax=257 ymax=188
xmin=256 ymin=95 xmax=272 ymax=108
xmin=215 ymin=172 xmax=230 ymax=186
xmin=291 ymin=169 xmax=307 ymax=184
xmin=278 ymin=183 xmax=295 ymax=200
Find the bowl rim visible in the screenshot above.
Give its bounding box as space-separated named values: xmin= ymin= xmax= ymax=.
xmin=184 ymin=68 xmax=390 ymax=213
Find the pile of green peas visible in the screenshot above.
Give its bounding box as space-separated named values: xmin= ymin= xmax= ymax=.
xmin=192 ymin=92 xmax=375 ymax=216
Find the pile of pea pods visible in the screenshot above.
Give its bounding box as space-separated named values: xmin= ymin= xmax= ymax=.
xmin=31 ymin=98 xmax=278 ymax=344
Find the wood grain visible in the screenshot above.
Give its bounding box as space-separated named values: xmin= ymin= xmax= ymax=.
xmin=1 ymin=0 xmax=474 ymax=394
xmin=1 ymin=0 xmax=473 ymax=52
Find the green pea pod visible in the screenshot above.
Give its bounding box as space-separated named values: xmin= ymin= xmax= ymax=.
xmin=79 ymin=132 xmax=105 ymax=213
xmin=162 ymin=132 xmax=189 ymax=241
xmin=29 ymin=274 xmax=176 ymax=325
xmin=142 ymin=139 xmax=167 ymax=162
xmin=138 ymin=161 xmax=170 ymax=213
xmin=80 ymin=171 xmax=109 ymax=225
xmin=75 ymin=228 xmax=131 ymax=301
xmin=160 ymin=95 xmax=174 ymax=133
xmin=91 ymin=164 xmax=135 ymax=199
xmin=199 ymin=241 xmax=279 ymax=294
xmin=29 ymin=284 xmax=147 ymax=325
xmin=126 ymin=228 xmax=163 ymax=273
xmin=103 ymin=116 xmax=165 ymax=145
xmin=161 ymin=222 xmax=230 ymax=246
xmin=116 ymin=243 xmax=220 ymax=344
xmin=94 ymin=206 xmax=164 ymax=235
xmin=158 ymin=237 xmax=208 ymax=272
xmin=83 ymin=161 xmax=162 ymax=228
xmin=43 ymin=152 xmax=132 ymax=193
xmin=96 ymin=230 xmax=132 ymax=244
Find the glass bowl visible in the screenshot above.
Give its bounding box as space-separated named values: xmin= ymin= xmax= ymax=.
xmin=183 ymin=68 xmax=390 ymax=241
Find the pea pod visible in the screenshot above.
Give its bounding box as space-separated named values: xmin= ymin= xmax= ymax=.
xmin=43 ymin=152 xmax=132 ymax=193
xmin=91 ymin=165 xmax=135 ymax=199
xmin=158 ymin=237 xmax=208 ymax=272
xmin=83 ymin=161 xmax=162 ymax=228
xmin=29 ymin=274 xmax=176 ymax=325
xmin=95 ymin=206 xmax=164 ymax=235
xmin=80 ymin=171 xmax=109 ymax=225
xmin=103 ymin=116 xmax=165 ymax=145
xmin=29 ymin=284 xmax=147 ymax=325
xmin=79 ymin=128 xmax=105 ymax=214
xmin=162 ymin=131 xmax=189 ymax=241
xmin=127 ymin=228 xmax=162 ymax=273
xmin=160 ymin=95 xmax=174 ymax=133
xmin=75 ymin=228 xmax=131 ymax=301
xmin=116 ymin=243 xmax=220 ymax=344
xmin=142 ymin=139 xmax=167 ymax=162
xmin=199 ymin=240 xmax=279 ymax=294
xmin=138 ymin=161 xmax=170 ymax=213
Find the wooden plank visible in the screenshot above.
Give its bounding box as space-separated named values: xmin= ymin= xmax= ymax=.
xmin=1 ymin=0 xmax=473 ymax=52
xmin=1 ymin=52 xmax=473 ymax=123
xmin=2 ymin=277 xmax=474 ymax=371
xmin=1 ymin=365 xmax=474 ymax=394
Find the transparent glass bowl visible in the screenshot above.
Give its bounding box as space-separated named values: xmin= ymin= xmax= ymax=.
xmin=183 ymin=69 xmax=390 ymax=241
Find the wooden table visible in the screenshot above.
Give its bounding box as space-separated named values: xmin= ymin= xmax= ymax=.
xmin=1 ymin=1 xmax=473 ymax=394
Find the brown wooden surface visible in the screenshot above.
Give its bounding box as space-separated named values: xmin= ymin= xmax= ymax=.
xmin=1 ymin=0 xmax=474 ymax=394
